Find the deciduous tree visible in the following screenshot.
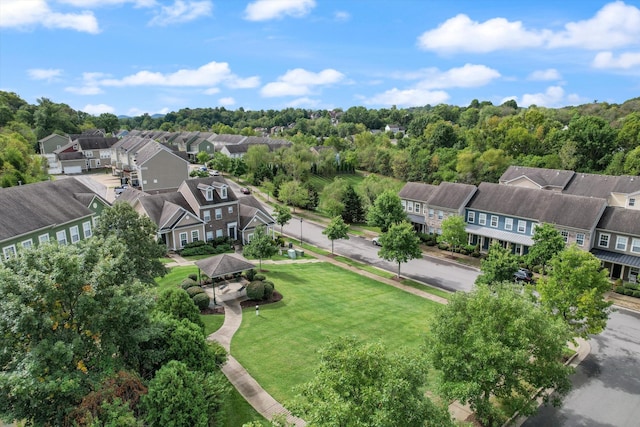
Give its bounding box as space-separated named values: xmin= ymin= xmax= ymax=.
xmin=475 ymin=242 xmax=520 ymax=286
xmin=242 ymin=225 xmax=277 ymax=271
xmin=273 ymin=203 xmax=292 ymax=236
xmin=378 ymin=221 xmax=422 ymax=278
xmin=528 ymin=223 xmax=565 ymax=274
xmin=322 ymin=216 xmax=349 ymax=254
xmin=428 ymin=284 xmax=573 ymax=427
xmin=366 ymin=190 xmax=406 ymax=232
xmin=438 ymin=215 xmax=467 ymax=256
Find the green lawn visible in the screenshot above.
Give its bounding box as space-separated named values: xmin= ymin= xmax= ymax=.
xmin=155 ymin=265 xmax=200 ymax=292
xmin=231 ymin=262 xmax=441 ymax=403
xmin=308 ymin=172 xmax=366 ymax=191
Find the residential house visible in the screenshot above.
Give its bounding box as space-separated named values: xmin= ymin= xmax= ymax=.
xmin=0 ymin=178 xmax=110 ymax=260
xmin=133 ymin=141 xmax=190 ymax=192
xmin=238 ymin=195 xmax=276 ymax=244
xmin=399 ymin=182 xmax=437 ymax=233
xmin=384 ymin=124 xmax=404 ymax=134
xmin=592 ymin=207 xmax=640 ymax=281
xmin=39 ymin=133 xmax=68 ymax=156
xmin=53 ymin=136 xmax=119 ymax=173
xmin=499 ymin=166 xmax=574 ymax=191
xmin=425 ymin=182 xmax=477 ymax=234
xmin=465 ymin=182 xmax=606 ymax=255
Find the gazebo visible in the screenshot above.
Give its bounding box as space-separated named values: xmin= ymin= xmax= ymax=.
xmin=195 ymin=253 xmax=256 ymax=303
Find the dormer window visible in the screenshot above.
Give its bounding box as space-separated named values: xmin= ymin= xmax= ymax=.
xmin=220 ymin=186 xmax=227 ymax=199
xmin=206 ymin=188 xmax=214 ymax=201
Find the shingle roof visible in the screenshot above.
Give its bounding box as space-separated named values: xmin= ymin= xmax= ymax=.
xmin=468 ymin=182 xmax=606 ymax=230
xmin=238 ymin=196 xmax=275 ymax=230
xmin=58 ymin=151 xmax=85 ymax=160
xmin=428 ymin=182 xmax=477 ymax=210
xmin=563 ymin=173 xmax=634 ymax=199
xmin=181 ymin=177 xmax=238 ymax=206
xmin=195 ymin=254 xmax=256 ymax=278
xmin=136 ymin=192 xmax=194 ymax=227
xmin=0 ymin=178 xmax=100 ymax=241
xmin=72 ymin=136 xmax=119 ymax=150
xmin=499 ymin=166 xmax=575 ymax=189
xmin=399 ymin=182 xmax=437 ymax=202
xmin=596 ymin=207 xmax=640 ymax=236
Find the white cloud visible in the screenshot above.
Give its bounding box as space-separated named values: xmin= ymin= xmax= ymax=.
xmin=519 ymin=86 xmax=578 ymax=107
xmin=27 ymin=68 xmax=63 ymax=81
xmin=592 ymin=51 xmax=640 ymax=69
xmin=244 ymin=0 xmax=315 ymax=21
xmin=364 ymin=88 xmax=450 ymax=107
xmin=548 ymin=1 xmax=640 ymax=50
xmin=334 ymin=11 xmax=350 ymax=22
xmin=59 ymin=0 xmax=156 ymax=7
xmin=127 ymin=106 xmax=170 ymax=116
xmin=218 ymin=97 xmax=235 ymax=106
xmin=413 ymin=64 xmax=501 ymax=89
xmin=261 ymin=68 xmax=345 ymax=97
xmin=203 ymin=88 xmax=220 ymax=95
xmin=83 ymin=103 xmax=116 ymax=115
xmin=148 ymin=1 xmax=212 ymax=26
xmin=0 ymin=0 xmax=100 ymax=33
xmin=99 ymin=61 xmax=258 ymax=88
xmin=417 ymin=13 xmax=547 ymax=53
xmin=528 ymin=69 xmax=561 ymax=81
xmin=287 ymin=97 xmax=320 ymax=107
xmin=226 ymin=76 xmax=261 ymax=89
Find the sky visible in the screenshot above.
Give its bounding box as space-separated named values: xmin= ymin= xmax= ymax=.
xmin=1 ymin=0 xmax=639 ymax=117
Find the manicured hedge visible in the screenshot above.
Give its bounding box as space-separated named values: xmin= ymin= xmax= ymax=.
xmin=185 ymin=286 xmax=205 ymax=298
xmin=192 ymin=292 xmax=210 ymax=310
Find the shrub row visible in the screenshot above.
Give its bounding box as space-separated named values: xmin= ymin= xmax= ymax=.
xmin=614 ymin=283 xmax=640 ymax=298
xmin=179 ymin=238 xmax=234 ymax=256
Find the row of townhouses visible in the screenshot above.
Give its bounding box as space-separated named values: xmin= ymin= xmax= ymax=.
xmin=0 ymin=174 xmax=274 ymax=261
xmin=399 ymin=166 xmax=640 ymax=283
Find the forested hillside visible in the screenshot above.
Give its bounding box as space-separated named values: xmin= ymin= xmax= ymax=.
xmin=1 ymin=90 xmax=639 ymax=189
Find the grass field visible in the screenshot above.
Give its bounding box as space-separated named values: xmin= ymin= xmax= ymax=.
xmin=308 ymin=172 xmax=366 ymax=191
xmin=231 ymin=262 xmax=441 ymax=403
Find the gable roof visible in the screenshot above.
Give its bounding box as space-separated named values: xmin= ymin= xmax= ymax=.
xmin=596 ymin=207 xmax=640 ymax=236
xmin=58 ymin=151 xmax=85 ymax=161
xmin=468 ymin=182 xmax=606 ymax=230
xmin=238 ymin=196 xmax=275 ymax=230
xmin=135 ymin=192 xmax=195 ymax=227
xmin=38 ymin=133 xmax=68 ymax=143
xmin=0 ymin=178 xmax=104 ymax=241
xmin=499 ymin=166 xmax=575 ymax=190
xmin=195 ymin=253 xmax=256 ymax=278
xmin=428 ymin=182 xmax=477 ymax=210
xmin=562 ymin=173 xmax=640 ymax=199
xmin=399 ymin=182 xmax=437 ymax=203
xmin=134 ymin=141 xmax=188 ymax=166
xmin=180 ymin=177 xmax=237 ymax=207
xmin=72 ymin=136 xmax=119 ymax=150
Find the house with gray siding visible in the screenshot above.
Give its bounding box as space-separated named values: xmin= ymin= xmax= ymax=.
xmin=592 ymin=207 xmax=640 ymax=282
xmin=134 ymin=141 xmax=190 ymax=192
xmin=425 ymin=182 xmax=477 ymax=234
xmin=398 ymin=182 xmax=437 ymax=233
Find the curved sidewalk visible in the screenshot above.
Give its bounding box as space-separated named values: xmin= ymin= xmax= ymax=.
xmin=206 ymin=287 xmax=306 ymax=427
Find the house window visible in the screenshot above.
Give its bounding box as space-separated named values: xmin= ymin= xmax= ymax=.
xmin=179 ymin=232 xmax=188 ymax=247
xmin=616 ymin=236 xmax=628 ymax=251
xmin=517 ymin=220 xmax=526 ymax=233
xmin=70 ymin=226 xmax=80 ymax=243
xmin=220 ymin=186 xmax=227 ymax=199
xmin=630 ymin=198 xmax=636 ymax=207
xmin=21 ymin=239 xmax=32 ymax=249
xmin=85 ymin=151 xmax=93 ymax=157
xmin=415 ymin=203 xmax=421 ymax=213
xmin=228 ymin=206 xmax=233 ymax=214
xmin=203 ymin=210 xmax=211 ymax=222
xmin=478 ymin=213 xmax=487 ymax=226
xmin=490 ymin=215 xmax=498 ymax=228
xmin=39 ymin=234 xmax=50 ymax=244
xmin=576 ymin=233 xmax=585 ymax=247
xmin=561 ymin=230 xmax=569 ymax=243
xmin=436 ymin=228 xmax=442 ymax=235
xmin=505 ymin=218 xmax=513 ymax=231
xmin=56 ymin=230 xmax=67 ymax=245
xmin=599 ymin=234 xmax=610 ymax=248
xmin=83 ymin=221 xmax=92 ymax=238
xmin=401 ymin=200 xmax=406 ymax=210
xmin=631 ymin=238 xmax=640 ymax=254
xmin=247 ymin=233 xmax=254 ymax=242
xmin=215 ymin=208 xmax=222 ymax=220
xmin=206 ymin=231 xmax=214 ymax=241
xmin=142 ymin=180 xmax=147 ymax=185
xmin=428 ymin=209 xmax=434 ymax=219
xmin=407 ymin=201 xmax=413 ymax=212
xmin=423 ymin=205 xmax=427 ymax=214
xmin=3 ymin=245 xmax=16 ymax=260
xmin=437 ymin=210 xmax=443 ymax=220
xmin=467 ymin=211 xmax=475 ymax=223
xmin=191 ymin=230 xmax=199 ymax=242
xmin=206 ymin=189 xmax=214 ymax=201
xmin=216 ymin=229 xmax=223 ymax=238
xmin=428 ymin=226 xmax=435 ymax=234
xmin=153 ymin=179 xmax=158 ymax=183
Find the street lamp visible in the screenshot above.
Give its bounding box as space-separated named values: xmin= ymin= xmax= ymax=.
xmin=299 ymin=217 xmax=303 ymax=246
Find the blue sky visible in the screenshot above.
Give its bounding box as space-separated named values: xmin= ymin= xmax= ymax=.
xmin=1 ymin=0 xmax=639 ymax=117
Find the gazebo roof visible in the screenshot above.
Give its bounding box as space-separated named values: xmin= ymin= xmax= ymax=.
xmin=195 ymin=253 xmax=256 ymax=278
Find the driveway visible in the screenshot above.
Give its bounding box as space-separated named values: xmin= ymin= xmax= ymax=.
xmin=523 ymin=307 xmax=640 ymax=427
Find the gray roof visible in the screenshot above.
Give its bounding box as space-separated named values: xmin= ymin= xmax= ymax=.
xmin=209 ymin=134 xmax=246 ymax=144
xmin=468 ymin=182 xmax=606 ymax=230
xmin=591 ymin=249 xmax=640 ymax=268
xmin=428 ymin=182 xmax=477 ymax=210
xmin=112 ymin=135 xmax=154 ymax=152
xmin=38 ymin=133 xmax=67 ymax=143
xmin=72 ymin=136 xmax=119 ymax=150
xmin=136 ymin=192 xmax=194 ymax=227
xmin=181 ymin=177 xmax=238 ymax=206
xmin=239 ymin=196 xmax=275 ymax=230
xmin=195 ymin=253 xmax=256 ymax=278
xmin=134 ymin=141 xmax=187 ymax=166
xmin=596 ymin=207 xmax=640 ymax=236
xmin=499 ymin=166 xmax=575 ymax=190
xmin=562 ymin=173 xmax=640 ymax=199
xmin=58 ymin=151 xmax=85 ymax=160
xmin=0 ymin=178 xmax=101 ymax=241
xmin=399 ymin=182 xmax=437 ymax=203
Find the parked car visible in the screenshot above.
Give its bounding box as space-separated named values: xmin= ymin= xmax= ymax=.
xmin=114 ymin=184 xmax=129 ymax=196
xmin=514 ymin=268 xmax=534 ymax=283
xmin=372 ymin=237 xmax=381 ymax=246
xmin=240 ymin=187 xmax=251 ymax=194
xmin=198 ymin=166 xmax=208 ymax=172
xmin=209 ymin=169 xmax=220 ymax=176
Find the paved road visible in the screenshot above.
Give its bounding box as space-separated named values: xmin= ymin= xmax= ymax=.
xmin=523 ymin=308 xmax=640 ymax=427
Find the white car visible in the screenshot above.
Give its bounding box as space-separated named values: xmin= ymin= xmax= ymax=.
xmin=372 ymin=237 xmax=381 ymax=246
xmin=209 ymin=170 xmax=220 ymax=176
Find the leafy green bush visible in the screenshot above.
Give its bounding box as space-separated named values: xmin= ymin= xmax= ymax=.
xmin=213 ymin=244 xmax=232 ymax=254
xmin=437 ymin=242 xmax=449 ymax=251
xmin=186 ymin=286 xmax=205 ymax=298
xmin=633 ymin=290 xmax=640 ymax=298
xmin=209 ymin=236 xmax=232 ymax=247
xmin=181 ymin=244 xmax=216 ymax=256
xmin=181 ymin=278 xmax=197 ymax=289
xmin=254 ymin=274 xmax=266 ymax=281
xmin=246 ymin=281 xmax=265 ymax=301
xmin=625 ymin=283 xmax=639 ymax=291
xmin=188 ymin=273 xmax=198 ymax=281
xmin=614 ymin=285 xmax=625 ymax=294
xmin=192 ymin=292 xmax=210 ymax=310
xmin=245 ymin=269 xmax=256 ymax=281
xmin=263 ymin=280 xmax=275 ymax=300
xmin=624 ymin=288 xmax=635 ymax=296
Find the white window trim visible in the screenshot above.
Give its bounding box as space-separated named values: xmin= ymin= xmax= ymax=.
xmin=56 ymin=230 xmax=67 ymax=245
xmin=179 ymin=232 xmax=188 ymax=247
xmin=216 ymin=229 xmax=223 ymax=238
xmin=576 ymin=233 xmax=585 ymax=247
xmin=467 ymin=211 xmax=475 ymax=223
xmin=616 ymin=236 xmax=628 ymax=251
xmin=490 ymin=215 xmax=498 ymax=228
xmin=437 ymin=210 xmax=443 ymax=220
xmin=215 ymin=208 xmax=222 ymax=220
xmin=598 ymin=233 xmax=610 ymax=248
xmin=21 ymin=239 xmax=33 ymax=249
xmin=505 ymin=218 xmax=513 ymax=231
xmin=203 ymin=210 xmax=211 ymax=222
xmin=39 ymin=234 xmax=50 ymax=244
xmin=221 ymin=186 xmax=227 ymax=199
xmin=70 ymin=225 xmax=80 ymax=243
xmin=478 ymin=213 xmax=487 ymax=226
xmin=3 ymin=245 xmax=16 ymax=260
xmin=630 ymin=238 xmax=640 ymax=254
xmin=428 ymin=209 xmax=434 ymax=219
xmin=228 ymin=206 xmax=233 ymax=214
xmin=561 ymin=230 xmax=569 ymax=243
xmin=517 ymin=220 xmax=526 ymax=233
xmin=191 ymin=230 xmax=199 ymax=242
xmin=415 ymin=203 xmax=421 ymax=213
xmin=83 ymin=221 xmax=92 ymax=238
xmin=206 ymin=188 xmax=214 ymax=201
xmin=407 ymin=201 xmax=413 ymax=213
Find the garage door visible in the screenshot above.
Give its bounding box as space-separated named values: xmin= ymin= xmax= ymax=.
xmin=64 ymin=166 xmax=82 ymax=174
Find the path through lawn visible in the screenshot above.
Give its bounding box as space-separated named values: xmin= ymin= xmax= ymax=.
xmin=231 ymin=262 xmax=441 ymax=403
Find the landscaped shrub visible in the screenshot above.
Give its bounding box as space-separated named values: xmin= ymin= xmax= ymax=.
xmin=181 ymin=278 xmax=197 ymax=289
xmin=192 ymin=292 xmax=210 ymax=310
xmin=254 ymin=274 xmax=266 ymax=281
xmin=188 ymin=273 xmax=198 ymax=281
xmin=633 ymin=290 xmax=640 ymax=298
xmin=531 ymin=265 xmax=542 ymax=274
xmin=437 ymin=242 xmax=449 ymax=251
xmin=614 ymin=285 xmax=625 ymax=294
xmin=624 ymin=288 xmax=635 ymax=296
xmin=185 ymin=286 xmax=205 ymax=298
xmin=213 ymin=244 xmax=232 ymax=254
xmin=245 ymin=269 xmax=256 ymax=281
xmin=246 ymin=281 xmax=265 ymax=301
xmin=263 ymin=280 xmax=275 ymax=300
xmin=181 ymin=244 xmax=216 ymax=256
